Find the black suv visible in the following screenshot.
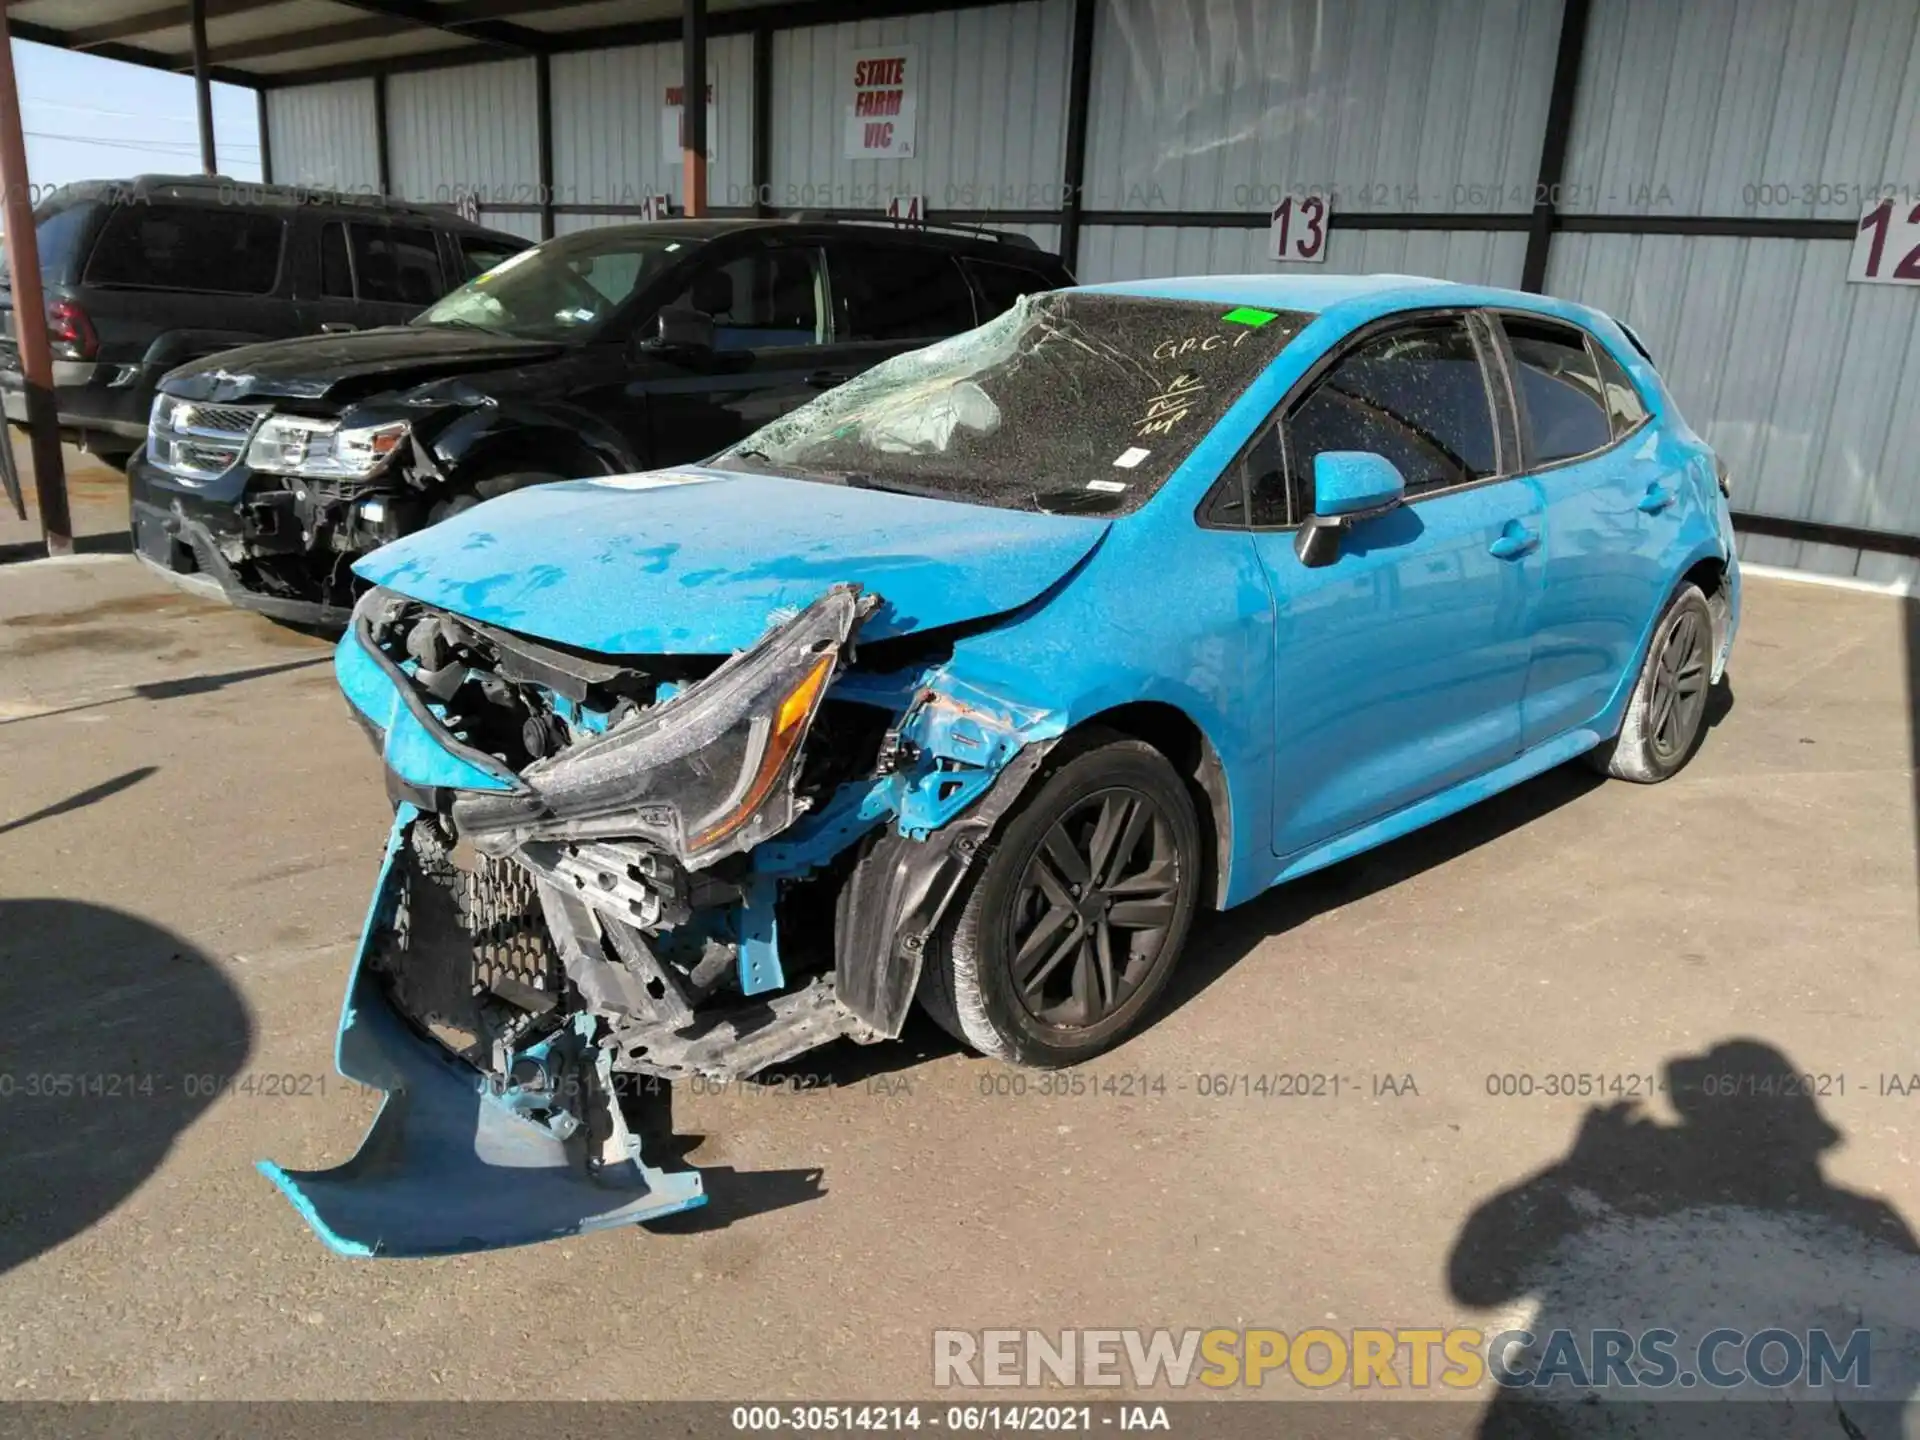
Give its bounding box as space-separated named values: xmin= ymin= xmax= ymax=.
xmin=0 ymin=175 xmax=528 ymax=465
xmin=129 ymin=218 xmax=1073 ymax=625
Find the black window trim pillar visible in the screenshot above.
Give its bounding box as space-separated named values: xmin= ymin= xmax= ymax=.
xmin=535 ymin=51 xmax=554 ymax=239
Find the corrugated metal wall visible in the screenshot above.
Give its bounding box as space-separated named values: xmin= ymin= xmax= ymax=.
xmin=1545 ymin=0 xmax=1920 ymax=585
xmin=265 ymin=79 xmax=380 ymax=193
xmin=552 ymin=36 xmax=754 ymax=211
xmin=387 ymin=60 xmax=541 ymax=210
xmin=1077 ymin=225 xmax=1529 ymax=286
xmin=1078 ymin=0 xmax=1559 ymax=287
xmin=1084 ymin=0 xmax=1560 ymax=216
xmin=770 ymin=1 xmax=1071 ymax=218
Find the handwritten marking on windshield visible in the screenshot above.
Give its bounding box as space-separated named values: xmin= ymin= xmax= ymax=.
xmin=1152 ymin=330 xmax=1252 ymax=361
xmin=1136 ymin=373 xmax=1206 ymax=438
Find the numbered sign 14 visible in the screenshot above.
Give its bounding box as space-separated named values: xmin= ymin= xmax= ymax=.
xmin=1270 ymin=193 xmax=1330 ymax=264
xmin=1851 ymin=198 xmax=1920 ymax=285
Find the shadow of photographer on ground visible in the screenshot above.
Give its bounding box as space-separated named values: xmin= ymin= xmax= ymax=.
xmin=1448 ymin=1039 xmax=1920 ymax=1438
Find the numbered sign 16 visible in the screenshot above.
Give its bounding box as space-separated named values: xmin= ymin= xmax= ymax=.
xmin=1850 ymin=198 xmax=1920 ymax=285
xmin=1270 ymin=193 xmax=1330 ymax=264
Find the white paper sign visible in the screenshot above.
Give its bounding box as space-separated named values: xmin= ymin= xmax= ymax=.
xmin=662 ymin=80 xmax=716 ymax=166
xmin=885 ymin=194 xmax=926 ymax=226
xmin=844 ymin=45 xmax=917 ymax=159
xmin=637 ymin=193 xmax=673 ymax=221
xmin=1269 ymin=192 xmax=1331 ymax=264
xmin=1850 ymin=198 xmax=1920 ymax=285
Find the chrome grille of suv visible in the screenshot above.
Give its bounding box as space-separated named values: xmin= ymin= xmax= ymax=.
xmin=148 ymin=394 xmax=267 ymax=483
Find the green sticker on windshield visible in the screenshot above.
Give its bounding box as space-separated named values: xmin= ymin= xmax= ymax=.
xmin=1221 ymin=306 xmax=1278 ymax=327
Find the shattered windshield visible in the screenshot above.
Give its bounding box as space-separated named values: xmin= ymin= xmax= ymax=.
xmin=413 ymin=231 xmax=697 ymax=341
xmin=717 ymin=293 xmax=1309 ymax=514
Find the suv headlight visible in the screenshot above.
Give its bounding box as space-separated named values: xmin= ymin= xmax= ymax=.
xmin=246 ymin=416 xmax=408 ymax=479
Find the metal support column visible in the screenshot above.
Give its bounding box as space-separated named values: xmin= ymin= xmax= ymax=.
xmin=1520 ymin=0 xmax=1592 ymax=293
xmin=190 ymin=0 xmax=217 ymax=174
xmin=535 ymin=52 xmax=554 ymax=239
xmin=0 ymin=7 xmax=69 ymax=554
xmin=682 ymin=0 xmax=708 ymax=217
xmin=1057 ymin=0 xmax=1096 ymax=271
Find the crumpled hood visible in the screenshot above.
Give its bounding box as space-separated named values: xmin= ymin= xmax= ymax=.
xmin=161 ymin=325 xmax=563 ymax=403
xmin=354 ymin=468 xmax=1109 ymax=654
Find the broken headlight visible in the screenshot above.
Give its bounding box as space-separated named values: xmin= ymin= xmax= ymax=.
xmin=452 ymin=584 xmax=874 ymax=869
xmin=247 ymin=415 xmax=409 ymax=479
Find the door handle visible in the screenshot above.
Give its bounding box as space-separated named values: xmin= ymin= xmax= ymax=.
xmin=804 ymin=369 xmax=851 ymax=389
xmin=1487 ymin=520 xmax=1538 ymax=560
xmin=1637 ymin=483 xmax=1674 ymax=514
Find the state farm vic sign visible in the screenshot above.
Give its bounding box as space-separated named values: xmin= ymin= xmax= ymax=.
xmin=844 ymin=46 xmax=917 ymax=159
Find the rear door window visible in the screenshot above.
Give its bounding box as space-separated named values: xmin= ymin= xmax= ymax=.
xmin=828 ymin=243 xmax=977 ymax=342
xmin=319 ymin=222 xmax=354 ymax=298
xmin=348 ymin=223 xmax=445 ymax=306
xmin=963 ymin=257 xmax=1056 ymax=321
xmin=1591 ymin=341 xmax=1650 ymax=439
xmin=1284 ymin=316 xmax=1499 ymax=515
xmin=1500 ymin=315 xmax=1613 ymax=465
xmin=83 ymin=203 xmax=285 ymax=294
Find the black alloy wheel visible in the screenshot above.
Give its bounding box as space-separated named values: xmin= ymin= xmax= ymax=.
xmin=1008 ymin=787 xmax=1183 ymax=1030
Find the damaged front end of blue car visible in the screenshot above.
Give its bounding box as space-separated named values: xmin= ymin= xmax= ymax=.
xmin=264 ymin=548 xmax=1068 ymax=1256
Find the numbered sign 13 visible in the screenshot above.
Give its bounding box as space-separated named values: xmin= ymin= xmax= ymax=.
xmin=1851 ymin=198 xmax=1920 ymax=285
xmin=1270 ymin=193 xmax=1330 ymax=264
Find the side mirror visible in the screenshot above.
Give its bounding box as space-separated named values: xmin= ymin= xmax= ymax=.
xmin=644 ymin=304 xmax=716 ymax=364
xmin=1293 ymin=451 xmax=1406 ymax=568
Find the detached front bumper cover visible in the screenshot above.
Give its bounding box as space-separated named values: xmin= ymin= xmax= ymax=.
xmin=259 ymin=807 xmax=706 ymax=1257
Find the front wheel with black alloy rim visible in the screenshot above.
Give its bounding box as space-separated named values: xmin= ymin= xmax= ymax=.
xmin=917 ymin=733 xmax=1202 ymax=1067
xmin=1584 ymin=581 xmax=1715 ymax=783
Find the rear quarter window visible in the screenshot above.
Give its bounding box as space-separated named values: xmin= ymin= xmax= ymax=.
xmin=83 ymin=203 xmax=285 ymax=295
xmin=964 ymin=257 xmax=1059 ymax=320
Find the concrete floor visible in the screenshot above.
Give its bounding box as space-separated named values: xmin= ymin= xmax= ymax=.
xmin=0 ymin=552 xmax=1915 ymax=1417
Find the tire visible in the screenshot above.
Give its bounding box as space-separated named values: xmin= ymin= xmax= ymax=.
xmin=917 ymin=733 xmax=1202 ymax=1067
xmin=1583 ymin=582 xmax=1714 ymax=783
xmin=428 ymin=470 xmax=564 ymax=525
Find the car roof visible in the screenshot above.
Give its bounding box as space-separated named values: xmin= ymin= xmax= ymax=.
xmin=1075 ymin=272 xmax=1621 ymax=335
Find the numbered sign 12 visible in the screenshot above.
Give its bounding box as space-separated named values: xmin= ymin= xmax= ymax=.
xmin=1850 ymin=198 xmax=1920 ymax=285
xmin=1270 ymin=193 xmax=1330 ymax=264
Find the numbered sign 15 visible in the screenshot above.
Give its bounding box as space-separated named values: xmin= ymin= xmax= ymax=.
xmin=1270 ymin=193 xmax=1330 ymax=264
xmin=1851 ymin=198 xmax=1920 ymax=285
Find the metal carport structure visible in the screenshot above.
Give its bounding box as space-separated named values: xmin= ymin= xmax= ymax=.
xmin=6 ymin=0 xmax=1918 ymax=589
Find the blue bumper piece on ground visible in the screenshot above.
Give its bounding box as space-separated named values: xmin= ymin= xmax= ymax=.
xmin=258 ymin=807 xmax=707 ymax=1257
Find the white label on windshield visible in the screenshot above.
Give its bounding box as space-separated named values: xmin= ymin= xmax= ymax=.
xmin=588 ymin=471 xmax=719 ymax=491
xmin=1087 ymin=479 xmax=1129 ymax=493
xmin=1112 ymin=447 xmax=1150 ymax=469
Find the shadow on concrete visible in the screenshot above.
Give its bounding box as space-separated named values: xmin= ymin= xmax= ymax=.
xmin=1448 ymin=1038 xmax=1918 ymax=1437
xmin=1164 ymin=682 xmax=1736 ymax=1027
xmin=0 ymin=766 xmax=157 ymax=837
xmin=0 ymin=899 xmax=252 ymax=1276
xmin=0 ymin=530 xmax=133 ymax=566
xmin=623 ymin=1080 xmax=828 ymax=1234
xmin=0 ymin=657 xmax=329 ymax=727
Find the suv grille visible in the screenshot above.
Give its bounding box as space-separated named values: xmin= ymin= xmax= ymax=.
xmin=148 ymin=394 xmax=266 ymax=483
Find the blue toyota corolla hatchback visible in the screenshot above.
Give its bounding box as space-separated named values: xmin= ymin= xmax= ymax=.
xmin=270 ymin=274 xmax=1738 ymax=1253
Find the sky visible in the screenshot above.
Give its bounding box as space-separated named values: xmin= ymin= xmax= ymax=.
xmin=15 ymin=38 xmax=263 ymax=194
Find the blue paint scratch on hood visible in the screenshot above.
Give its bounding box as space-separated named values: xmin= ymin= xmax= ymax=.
xmin=354 ymin=468 xmax=1111 ymax=654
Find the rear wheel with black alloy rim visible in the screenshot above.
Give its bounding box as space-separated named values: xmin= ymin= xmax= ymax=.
xmin=1584 ymin=582 xmax=1714 ymax=783
xmin=917 ymin=733 xmax=1202 ymax=1067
